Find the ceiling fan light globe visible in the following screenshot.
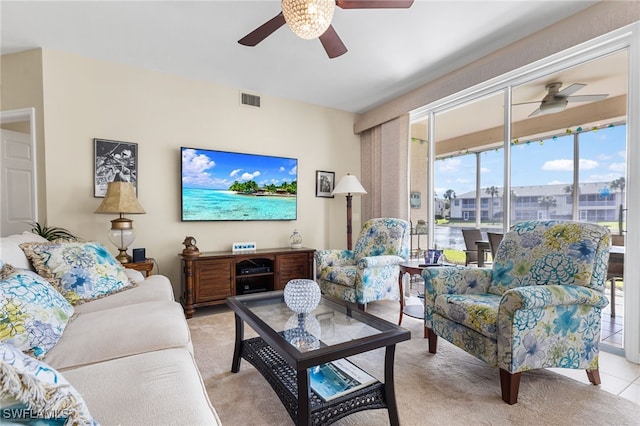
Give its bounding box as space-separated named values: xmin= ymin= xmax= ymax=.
xmin=282 ymin=0 xmax=335 ymax=40
xmin=539 ymin=99 xmax=568 ymax=115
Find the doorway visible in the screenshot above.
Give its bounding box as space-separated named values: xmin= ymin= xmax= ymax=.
xmin=0 ymin=108 xmax=37 ymax=236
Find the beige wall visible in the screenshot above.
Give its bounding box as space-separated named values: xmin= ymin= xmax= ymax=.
xmin=1 ymin=49 xmax=47 ymax=221
xmin=2 ymin=48 xmax=361 ymax=297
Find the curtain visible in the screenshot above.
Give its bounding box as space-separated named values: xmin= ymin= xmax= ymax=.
xmin=360 ymin=114 xmax=409 ymax=223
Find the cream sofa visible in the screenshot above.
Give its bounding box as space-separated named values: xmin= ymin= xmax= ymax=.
xmin=0 ymin=232 xmax=220 ymax=425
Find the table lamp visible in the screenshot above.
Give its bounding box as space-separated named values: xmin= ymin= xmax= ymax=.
xmin=332 ymin=173 xmax=367 ymax=250
xmin=94 ymin=181 xmax=146 ymax=263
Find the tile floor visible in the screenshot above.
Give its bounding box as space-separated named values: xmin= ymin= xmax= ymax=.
xmin=552 ymin=286 xmax=639 ymax=405
xmin=601 ymin=285 xmax=624 ymax=351
xmin=550 ymin=351 xmax=639 ymax=405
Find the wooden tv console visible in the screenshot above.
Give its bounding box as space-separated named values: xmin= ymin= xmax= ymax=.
xmin=180 ymin=247 xmax=314 ymax=318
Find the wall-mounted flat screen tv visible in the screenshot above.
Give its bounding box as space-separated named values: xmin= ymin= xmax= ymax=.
xmin=181 ymin=147 xmax=297 ymax=221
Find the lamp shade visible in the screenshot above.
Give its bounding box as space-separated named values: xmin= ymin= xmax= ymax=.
xmin=282 ymin=0 xmax=335 ymax=40
xmin=332 ymin=174 xmax=367 ymax=196
xmin=95 ymin=182 xmax=146 ymax=214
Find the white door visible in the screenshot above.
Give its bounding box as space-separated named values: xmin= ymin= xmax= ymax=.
xmin=1 ymin=128 xmax=36 ymax=236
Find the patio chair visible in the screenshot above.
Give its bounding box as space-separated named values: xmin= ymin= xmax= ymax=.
xmin=461 ymin=228 xmax=486 ymax=266
xmin=607 ymin=234 xmax=624 ymax=317
xmin=315 ymin=218 xmax=410 ymax=310
xmin=423 ymin=220 xmax=610 ymax=404
xmin=487 ymin=232 xmax=504 ymax=260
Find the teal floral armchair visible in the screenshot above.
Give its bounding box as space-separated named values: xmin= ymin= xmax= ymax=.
xmin=315 ymin=218 xmax=410 ymax=309
xmin=422 ymin=220 xmax=610 ymax=404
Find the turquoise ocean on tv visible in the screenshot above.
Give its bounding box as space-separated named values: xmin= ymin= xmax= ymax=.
xmin=182 ymin=188 xmax=296 ymax=221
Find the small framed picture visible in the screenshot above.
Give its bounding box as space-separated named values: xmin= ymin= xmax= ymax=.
xmin=410 ymin=191 xmax=421 ymax=209
xmin=316 ymin=170 xmax=335 ymax=198
xmin=94 ymin=138 xmax=138 ymax=197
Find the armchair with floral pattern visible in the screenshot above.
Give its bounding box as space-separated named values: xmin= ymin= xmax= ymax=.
xmin=315 ymin=218 xmax=410 ymax=309
xmin=422 ymin=220 xmax=610 ymax=404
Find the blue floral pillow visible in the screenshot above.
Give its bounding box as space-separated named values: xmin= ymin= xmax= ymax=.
xmin=0 ymin=264 xmax=74 ymax=357
xmin=0 ymin=342 xmax=98 ymax=425
xmin=20 ymin=240 xmax=132 ymax=305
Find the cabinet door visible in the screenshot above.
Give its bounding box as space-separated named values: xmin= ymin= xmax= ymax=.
xmin=275 ymin=252 xmax=312 ymax=290
xmin=194 ymin=258 xmax=233 ymax=303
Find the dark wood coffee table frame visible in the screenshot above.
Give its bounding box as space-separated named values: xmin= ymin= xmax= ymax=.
xmin=227 ymin=291 xmax=411 ymax=426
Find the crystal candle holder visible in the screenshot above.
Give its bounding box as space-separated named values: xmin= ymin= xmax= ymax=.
xmin=284 ymin=279 xmax=321 ymax=314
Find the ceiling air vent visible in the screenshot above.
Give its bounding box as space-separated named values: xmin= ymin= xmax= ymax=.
xmin=240 ymin=92 xmax=261 ymax=108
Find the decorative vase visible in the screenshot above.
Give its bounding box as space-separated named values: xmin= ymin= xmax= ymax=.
xmin=289 ymin=229 xmax=303 ymax=249
xmin=284 ymin=279 xmax=321 ymax=314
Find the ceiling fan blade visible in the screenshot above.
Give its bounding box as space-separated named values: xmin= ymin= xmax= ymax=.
xmin=319 ymin=25 xmax=348 ymax=58
xmin=337 ymin=0 xmax=415 ymax=9
xmin=566 ymin=94 xmax=609 ymax=103
xmin=238 ymin=12 xmax=286 ymax=46
xmin=512 ymin=101 xmax=542 ymax=106
xmin=556 ymin=83 xmax=586 ymax=98
xmin=528 ymin=108 xmax=542 ymax=118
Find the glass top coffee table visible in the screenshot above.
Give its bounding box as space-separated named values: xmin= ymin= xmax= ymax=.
xmin=227 ymin=291 xmax=411 ymax=426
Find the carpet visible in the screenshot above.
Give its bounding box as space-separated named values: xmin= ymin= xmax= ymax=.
xmin=188 ymin=301 xmax=639 ymax=425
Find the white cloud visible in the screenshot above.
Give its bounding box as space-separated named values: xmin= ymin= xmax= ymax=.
xmin=181 ymin=148 xmax=217 ymax=186
xmin=541 ymin=158 xmax=598 ymax=171
xmin=230 ymin=168 xmax=242 ymax=177
xmin=542 ymin=159 xmax=573 ymax=171
xmin=436 ymin=158 xmax=462 ymax=173
xmin=579 ymin=159 xmax=599 ymax=170
xmin=609 ymin=162 xmax=626 ymax=173
xmin=240 ymin=171 xmax=261 ymax=180
xmin=584 ymin=173 xmax=620 ymax=182
xmin=182 ymin=148 xmax=215 ymax=173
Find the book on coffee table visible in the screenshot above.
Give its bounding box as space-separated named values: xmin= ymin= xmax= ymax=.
xmin=309 ymin=358 xmax=376 ymax=402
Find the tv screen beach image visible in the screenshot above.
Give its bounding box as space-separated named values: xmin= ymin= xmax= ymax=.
xmin=181 ymin=147 xmax=297 ymax=221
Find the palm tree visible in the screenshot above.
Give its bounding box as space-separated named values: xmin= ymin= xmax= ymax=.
xmin=443 ymin=189 xmax=456 ymax=210
xmin=563 ymin=184 xmax=573 ymax=196
xmin=485 ymin=186 xmax=500 ymax=223
xmin=610 ymin=177 xmax=625 ymax=206
xmin=538 ymin=195 xmax=557 ymax=219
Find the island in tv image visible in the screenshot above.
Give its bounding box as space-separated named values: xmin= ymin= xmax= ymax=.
xmin=181 ymin=147 xmax=298 ymax=221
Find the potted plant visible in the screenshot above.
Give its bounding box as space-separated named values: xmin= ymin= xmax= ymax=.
xmin=29 ymin=222 xmax=77 ymax=241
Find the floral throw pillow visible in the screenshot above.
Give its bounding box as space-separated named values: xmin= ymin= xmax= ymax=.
xmin=0 ymin=263 xmax=74 ymax=357
xmin=20 ymin=240 xmax=131 ymax=305
xmin=0 ymin=342 xmax=98 ymax=425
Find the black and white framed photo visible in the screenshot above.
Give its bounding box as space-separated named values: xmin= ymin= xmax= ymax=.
xmin=94 ymin=138 xmax=138 ymax=197
xmin=316 ymin=170 xmax=335 ymax=198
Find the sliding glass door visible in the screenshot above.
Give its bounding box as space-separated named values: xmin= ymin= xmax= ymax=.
xmin=410 ymin=46 xmax=630 ymax=353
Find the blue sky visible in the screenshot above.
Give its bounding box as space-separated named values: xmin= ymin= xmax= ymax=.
xmin=435 ymin=125 xmax=626 ymax=196
xmin=182 ymin=148 xmax=297 ymax=189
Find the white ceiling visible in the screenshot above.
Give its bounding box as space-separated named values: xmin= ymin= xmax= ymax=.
xmin=1 ymin=1 xmax=599 ymax=113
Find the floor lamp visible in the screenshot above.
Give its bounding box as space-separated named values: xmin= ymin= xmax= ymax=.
xmin=332 ymin=174 xmax=367 ymax=250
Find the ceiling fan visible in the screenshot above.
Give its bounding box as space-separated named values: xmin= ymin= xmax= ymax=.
xmin=238 ymin=0 xmax=415 ymax=59
xmin=514 ymin=82 xmax=609 ymax=117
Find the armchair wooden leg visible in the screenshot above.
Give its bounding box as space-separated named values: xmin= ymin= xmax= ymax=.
xmin=499 ymin=369 xmax=521 ymax=405
xmin=586 ymin=369 xmax=601 ymax=385
xmin=427 ymin=328 xmax=438 ymax=354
